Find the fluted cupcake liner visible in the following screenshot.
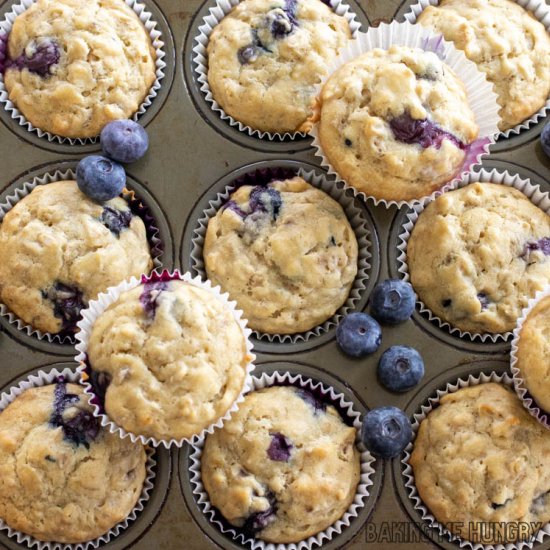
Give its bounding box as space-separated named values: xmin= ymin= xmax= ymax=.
xmin=308 ymin=20 xmax=500 ymax=208
xmin=511 ymin=285 xmax=550 ymax=428
xmin=0 ymin=168 xmax=164 ymax=345
xmin=190 ymin=166 xmax=371 ymax=343
xmin=192 ymin=0 xmax=361 ymax=141
xmin=189 ymin=370 xmax=376 ymax=550
xmin=404 ymin=0 xmax=550 ymax=139
xmin=0 ymin=366 xmax=156 ymax=550
xmin=75 ymin=268 xmax=256 ymax=449
xmin=396 ymin=167 xmax=550 ymax=342
xmin=402 ymin=370 xmax=550 ymax=550
xmin=0 ymin=0 xmax=166 ymax=144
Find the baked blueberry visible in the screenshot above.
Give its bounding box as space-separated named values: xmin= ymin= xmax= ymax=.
xmin=249 ymin=186 xmax=282 ymax=220
xmin=139 ymin=281 xmax=168 ymax=319
xmin=295 ymin=388 xmax=326 ymax=414
xmin=377 ymin=346 xmax=424 ymax=393
xmin=99 ymin=206 xmax=132 ymax=236
xmin=268 ymin=8 xmax=294 ymax=38
xmin=361 ymin=406 xmax=412 ymax=459
xmin=477 ymin=292 xmax=490 ymax=310
xmin=370 ymin=279 xmax=415 ymax=324
xmin=242 ymin=492 xmax=277 ymax=536
xmin=267 ymin=432 xmax=293 ymax=461
xmin=223 ymin=200 xmax=247 ymax=218
xmin=101 ymin=120 xmax=149 ymax=164
xmin=524 ymin=237 xmax=550 ymax=256
xmin=76 ymin=155 xmax=126 ymax=202
xmin=336 ymin=312 xmax=382 ymax=357
xmin=541 ymin=122 xmax=550 ymax=159
xmin=7 ymin=38 xmax=60 ymax=76
xmin=43 ymin=282 xmax=85 ymax=331
xmin=237 ymin=44 xmax=259 ymax=64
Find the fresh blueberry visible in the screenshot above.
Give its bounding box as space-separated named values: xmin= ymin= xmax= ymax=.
xmin=140 ymin=281 xmax=168 ymax=320
xmin=237 ymin=44 xmax=259 ymax=64
xmin=336 ymin=312 xmax=382 ymax=357
xmin=249 ymin=186 xmax=282 ymax=220
xmin=267 ymin=433 xmax=293 ymax=461
xmin=100 ymin=206 xmax=132 ymax=236
xmin=370 ymin=279 xmax=415 ymax=325
xmin=242 ymin=492 xmax=277 ymax=536
xmin=541 ymin=122 xmax=550 ymax=159
xmin=361 ymin=406 xmax=412 ymax=459
xmin=7 ymin=38 xmax=60 ymax=76
xmin=76 ymin=155 xmax=126 ymax=202
xmin=42 ymin=282 xmax=85 ymax=331
xmin=377 ymin=346 xmax=424 ymax=393
xmin=101 ymin=120 xmax=149 ymax=164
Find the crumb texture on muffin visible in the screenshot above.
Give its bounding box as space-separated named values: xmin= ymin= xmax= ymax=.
xmin=407 ymin=183 xmax=550 ymax=334
xmin=318 ymin=46 xmax=479 ymax=202
xmin=3 ymin=0 xmax=157 ymax=138
xmin=0 ymin=382 xmax=146 ymax=544
xmin=87 ymin=280 xmax=250 ymax=441
xmin=204 ymin=176 xmax=358 ymax=334
xmin=201 ymin=386 xmax=360 ymax=543
xmin=410 ymin=383 xmax=550 ymax=544
xmin=418 ymin=0 xmax=550 ymax=131
xmin=0 ymin=181 xmax=152 ymax=334
xmin=206 ymin=0 xmax=351 ymax=133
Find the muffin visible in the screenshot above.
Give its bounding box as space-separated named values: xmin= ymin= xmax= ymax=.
xmin=2 ymin=0 xmax=156 ymax=138
xmin=0 ymin=181 xmax=153 ymax=335
xmin=417 ymin=0 xmax=550 ymax=131
xmin=315 ymin=46 xmax=479 ymax=202
xmin=201 ymin=386 xmax=360 ymax=543
xmin=410 ymin=383 xmax=550 ymax=544
xmin=86 ymin=279 xmax=251 ymax=441
xmin=516 ymin=294 xmax=550 ymax=412
xmin=407 ymin=183 xmax=550 ymax=334
xmin=203 ymin=176 xmax=358 ymax=334
xmin=0 ymin=380 xmax=147 ymax=544
xmin=206 ymin=0 xmax=351 ymax=133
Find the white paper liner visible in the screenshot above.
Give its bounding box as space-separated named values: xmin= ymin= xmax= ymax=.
xmin=192 ymin=0 xmax=362 ymax=141
xmin=401 ymin=370 xmax=550 ymax=550
xmin=189 ymin=370 xmax=376 ymax=550
xmin=0 ymin=366 xmax=156 ymax=550
xmin=190 ymin=166 xmax=372 ymax=343
xmin=0 ymin=0 xmax=166 ymax=144
xmin=75 ymin=268 xmax=256 ymax=449
xmin=404 ymin=0 xmax=550 ymax=139
xmin=0 ymin=168 xmax=164 ymax=345
xmin=308 ymin=20 xmax=500 ymax=208
xmin=396 ymin=167 xmax=550 ymax=342
xmin=510 ymin=285 xmax=550 ymax=428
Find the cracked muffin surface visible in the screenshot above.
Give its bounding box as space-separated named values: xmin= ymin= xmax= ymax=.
xmin=0 ymin=381 xmax=146 ymax=543
xmin=201 ymin=386 xmax=360 ymax=543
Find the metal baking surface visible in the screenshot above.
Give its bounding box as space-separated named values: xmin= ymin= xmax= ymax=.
xmin=0 ymin=0 xmax=549 ymax=548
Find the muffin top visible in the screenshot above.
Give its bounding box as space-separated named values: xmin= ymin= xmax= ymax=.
xmin=203 ymin=176 xmax=358 ymax=334
xmin=3 ymin=0 xmax=156 ymax=138
xmin=0 ymin=181 xmax=152 ymax=335
xmin=206 ymin=0 xmax=351 ymax=133
xmin=410 ymin=383 xmax=550 ymax=544
xmin=87 ymin=279 xmax=251 ymax=441
xmin=201 ymin=386 xmax=360 ymax=544
xmin=0 ymin=381 xmax=146 ymax=544
xmin=316 ymin=46 xmax=479 ymax=202
xmin=407 ymin=183 xmax=550 ymax=334
xmin=516 ymin=294 xmax=550 ymax=412
xmin=418 ymin=0 xmax=550 ymax=131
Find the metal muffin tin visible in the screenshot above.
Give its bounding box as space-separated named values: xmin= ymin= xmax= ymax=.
xmin=0 ymin=0 xmax=549 ymax=549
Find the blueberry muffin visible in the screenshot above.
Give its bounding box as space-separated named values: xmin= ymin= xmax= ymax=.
xmin=203 ymin=176 xmax=358 ymax=334
xmin=2 ymin=0 xmax=156 ymax=138
xmin=201 ymin=386 xmax=360 ymax=543
xmin=0 ymin=181 xmax=152 ymax=335
xmin=516 ymin=294 xmax=550 ymax=412
xmin=206 ymin=0 xmax=351 ymax=133
xmin=0 ymin=380 xmax=146 ymax=544
xmin=315 ymin=46 xmax=479 ymax=202
xmin=86 ymin=279 xmax=251 ymax=441
xmin=410 ymin=383 xmax=550 ymax=544
xmin=407 ymin=183 xmax=550 ymax=334
xmin=418 ymin=0 xmax=550 ymax=131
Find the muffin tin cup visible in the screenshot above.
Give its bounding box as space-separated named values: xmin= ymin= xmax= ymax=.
xmin=510 ymin=285 xmax=550 ymax=428
xmin=0 ymin=366 xmax=157 ymax=550
xmin=188 ymin=369 xmax=376 ymax=550
xmin=0 ymin=168 xmax=164 ymax=345
xmin=192 ymin=0 xmax=362 ymax=141
xmin=404 ymin=0 xmax=550 ymax=140
xmin=190 ymin=165 xmax=372 ymax=344
xmin=396 ymin=167 xmax=550 ymax=342
xmin=0 ymin=0 xmax=167 ymax=145
xmin=308 ymin=20 xmax=501 ymax=209
xmin=75 ymin=268 xmax=256 ymax=449
xmin=401 ymin=370 xmax=550 ymax=550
